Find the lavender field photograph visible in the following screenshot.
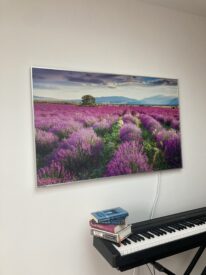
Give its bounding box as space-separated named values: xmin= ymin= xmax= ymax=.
xmin=32 ymin=68 xmax=182 ymax=186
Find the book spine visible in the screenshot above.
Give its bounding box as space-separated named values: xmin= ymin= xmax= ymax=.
xmin=90 ymin=222 xmax=114 ymax=233
xmin=91 ymin=229 xmax=118 ymax=243
xmin=97 ymin=219 xmax=126 ymax=225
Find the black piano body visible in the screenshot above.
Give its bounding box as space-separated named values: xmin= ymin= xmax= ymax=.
xmin=93 ymin=207 xmax=206 ymax=271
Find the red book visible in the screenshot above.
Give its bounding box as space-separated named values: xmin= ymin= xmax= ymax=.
xmin=89 ymin=219 xmax=127 ymax=233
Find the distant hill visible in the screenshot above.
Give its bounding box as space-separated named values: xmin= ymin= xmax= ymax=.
xmin=169 ymin=98 xmax=179 ymax=106
xmin=95 ymin=96 xmax=140 ymax=105
xmin=95 ymin=95 xmax=178 ymax=106
xmin=34 ymin=95 xmax=179 ymax=106
xmin=139 ymin=95 xmax=179 ymax=106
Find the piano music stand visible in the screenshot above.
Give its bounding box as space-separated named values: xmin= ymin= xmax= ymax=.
xmin=150 ymin=245 xmax=205 ymax=275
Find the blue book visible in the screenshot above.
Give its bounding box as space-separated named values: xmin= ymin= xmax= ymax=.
xmin=91 ymin=207 xmax=129 ymax=224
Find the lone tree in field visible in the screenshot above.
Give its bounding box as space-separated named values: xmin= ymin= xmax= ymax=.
xmin=81 ymin=95 xmax=96 ymax=106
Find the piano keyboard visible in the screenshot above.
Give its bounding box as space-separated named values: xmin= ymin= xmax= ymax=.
xmin=113 ymin=216 xmax=206 ymax=256
xmin=93 ymin=207 xmax=206 ymax=271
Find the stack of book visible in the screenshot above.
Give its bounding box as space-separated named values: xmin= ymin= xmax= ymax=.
xmin=90 ymin=207 xmax=131 ymax=244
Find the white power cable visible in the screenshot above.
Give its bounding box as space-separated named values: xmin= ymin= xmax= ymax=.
xmin=148 ymin=172 xmax=161 ymax=275
xmin=146 ymin=264 xmax=154 ymax=275
xmin=150 ymin=172 xmax=161 ymax=219
xmin=131 ymin=172 xmax=161 ymax=275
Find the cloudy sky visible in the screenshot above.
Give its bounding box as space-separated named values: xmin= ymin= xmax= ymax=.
xmin=32 ymin=68 xmax=179 ymax=101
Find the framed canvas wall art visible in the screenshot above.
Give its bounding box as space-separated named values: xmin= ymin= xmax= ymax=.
xmin=31 ymin=68 xmax=182 ymax=186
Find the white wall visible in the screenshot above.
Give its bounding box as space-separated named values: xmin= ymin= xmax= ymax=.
xmin=1 ymin=1 xmax=206 ymax=275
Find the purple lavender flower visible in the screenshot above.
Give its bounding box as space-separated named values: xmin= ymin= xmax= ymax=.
xmin=38 ymin=178 xmax=63 ymax=186
xmin=120 ymin=123 xmax=142 ymax=142
xmin=49 ymin=128 xmax=103 ymax=176
xmin=106 ymin=141 xmax=151 ymax=176
xmin=35 ymin=119 xmax=49 ymax=130
xmin=62 ymin=128 xmax=103 ymax=155
xmin=122 ymin=113 xmax=136 ymax=124
xmin=155 ymin=129 xmax=182 ymax=168
xmin=49 ymin=120 xmax=83 ymax=139
xmin=155 ymin=129 xmax=178 ymax=148
xmin=34 ymin=102 xmax=182 ymax=182
xmin=152 ymin=114 xmax=165 ymax=124
xmin=37 ymin=161 xmax=74 ymax=186
xmin=140 ymin=114 xmax=162 ymax=134
xmin=35 ymin=116 xmax=61 ymax=131
xmin=93 ymin=119 xmax=111 ymax=131
xmin=76 ymin=115 xmax=97 ymax=127
xmin=171 ymin=119 xmax=180 ymax=130
xmin=151 ymin=113 xmax=180 ymax=130
xmin=164 ymin=135 xmax=182 ymax=168
xmin=36 ymin=129 xmax=58 ymax=153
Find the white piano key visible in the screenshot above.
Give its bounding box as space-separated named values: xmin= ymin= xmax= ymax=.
xmin=114 ymin=223 xmax=206 ymax=256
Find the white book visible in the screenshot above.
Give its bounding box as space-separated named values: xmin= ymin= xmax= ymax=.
xmin=91 ymin=224 xmax=131 ymax=243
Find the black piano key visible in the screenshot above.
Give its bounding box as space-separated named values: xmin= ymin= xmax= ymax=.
xmin=153 ymin=229 xmax=163 ymax=236
xmin=153 ymin=229 xmax=162 ymax=235
xmin=196 ymin=218 xmax=204 ymax=223
xmin=167 ymin=226 xmax=177 ymax=232
xmin=179 ymin=223 xmax=189 ymax=229
xmin=187 ymin=221 xmax=196 ymax=226
xmin=169 ymin=224 xmax=182 ymax=231
xmin=125 ymin=238 xmax=131 ymax=244
xmin=160 ymin=226 xmax=170 ymax=233
xmin=133 ymin=235 xmax=141 ymax=242
xmin=187 ymin=222 xmax=195 ymax=227
xmin=162 ymin=226 xmax=175 ymax=233
xmin=113 ymin=242 xmax=121 ymax=247
xmin=155 ymin=228 xmax=167 ymax=235
xmin=159 ymin=227 xmax=169 ymax=234
xmin=132 ymin=233 xmax=143 ymax=241
xmin=121 ymin=239 xmax=128 ymax=245
xmin=174 ymin=223 xmax=185 ymax=230
xmin=136 ymin=237 xmax=144 ymax=242
xmin=146 ymin=232 xmax=155 ymax=238
xmin=196 ymin=219 xmax=205 ymax=224
xmin=177 ymin=223 xmax=187 ymax=229
xmin=168 ymin=225 xmax=178 ymax=231
xmin=135 ymin=234 xmax=145 ymax=241
xmin=190 ymin=219 xmax=202 ymax=226
xmin=141 ymin=232 xmax=152 ymax=239
xmin=176 ymin=225 xmax=184 ymax=230
xmin=181 ymin=221 xmax=194 ymax=228
xmin=196 ymin=219 xmax=203 ymax=225
xmin=128 ymin=235 xmax=137 ymax=242
xmin=139 ymin=233 xmax=149 ymax=239
xmin=163 ymin=226 xmax=175 ymax=232
xmin=182 ymin=226 xmax=187 ymax=229
xmin=148 ymin=231 xmax=157 ymax=237
xmin=179 ymin=225 xmax=186 ymax=229
xmin=150 ymin=229 xmax=161 ymax=236
xmin=178 ymin=225 xmax=186 ymax=230
xmin=160 ymin=229 xmax=168 ymax=235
